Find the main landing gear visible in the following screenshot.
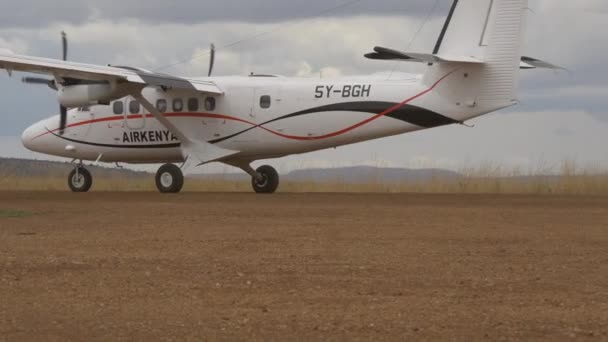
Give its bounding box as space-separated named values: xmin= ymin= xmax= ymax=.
xmin=153 ymin=163 xmax=278 ymax=194
xmin=155 ymin=164 xmax=184 ymax=193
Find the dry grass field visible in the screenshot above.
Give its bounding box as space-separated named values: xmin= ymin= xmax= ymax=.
xmin=1 ymin=191 xmax=607 ymax=341
xmin=2 ymin=173 xmax=608 ymax=195
xmin=2 ymin=159 xmax=608 ymax=195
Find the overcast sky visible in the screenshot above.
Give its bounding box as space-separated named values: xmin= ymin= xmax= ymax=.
xmin=0 ymin=0 xmax=606 ymax=173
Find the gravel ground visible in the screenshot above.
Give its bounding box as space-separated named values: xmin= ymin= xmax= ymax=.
xmin=1 ymin=192 xmax=607 ymax=341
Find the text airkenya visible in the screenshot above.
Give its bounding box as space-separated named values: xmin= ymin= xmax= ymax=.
xmin=123 ymin=130 xmax=179 ymax=143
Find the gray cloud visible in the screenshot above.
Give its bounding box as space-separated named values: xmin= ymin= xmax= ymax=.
xmin=0 ymin=0 xmax=446 ymax=28
xmin=554 ymin=126 xmax=575 ymax=137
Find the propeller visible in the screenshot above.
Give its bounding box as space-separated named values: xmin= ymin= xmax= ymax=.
xmin=208 ymin=43 xmax=215 ymax=77
xmin=59 ymin=106 xmax=67 ymax=135
xmin=58 ymin=31 xmax=68 ymax=135
xmin=62 ymin=31 xmax=68 ymax=61
xmin=21 ymin=76 xmax=57 ymax=90
xmin=21 ymin=31 xmax=69 ymax=134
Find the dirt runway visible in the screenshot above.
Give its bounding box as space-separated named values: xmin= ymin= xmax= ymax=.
xmin=0 ymin=192 xmax=607 ymax=341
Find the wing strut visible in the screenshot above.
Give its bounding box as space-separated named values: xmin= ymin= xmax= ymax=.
xmin=132 ymin=92 xmax=239 ymax=165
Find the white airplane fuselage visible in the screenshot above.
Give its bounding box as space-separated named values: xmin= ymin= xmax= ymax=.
xmin=22 ymin=72 xmax=473 ymax=164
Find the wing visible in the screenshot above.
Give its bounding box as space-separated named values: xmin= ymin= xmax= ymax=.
xmin=1 ymin=52 xmax=237 ymax=164
xmin=0 ymin=52 xmax=223 ymax=94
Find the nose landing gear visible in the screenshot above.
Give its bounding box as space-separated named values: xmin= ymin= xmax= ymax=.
xmin=155 ymin=164 xmax=184 ymax=193
xmin=68 ymin=166 xmax=93 ymax=193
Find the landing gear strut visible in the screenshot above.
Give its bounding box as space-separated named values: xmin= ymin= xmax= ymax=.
xmin=228 ymin=162 xmax=280 ymax=194
xmin=250 ymin=165 xmax=280 ymax=194
xmin=155 ymin=164 xmax=184 ymax=193
xmin=68 ymin=166 xmax=93 ymax=193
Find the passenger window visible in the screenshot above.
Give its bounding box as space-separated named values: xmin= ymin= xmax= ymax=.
xmin=205 ymin=97 xmax=216 ymax=111
xmin=187 ymin=98 xmax=199 ymax=112
xmin=156 ymin=99 xmax=167 ymax=113
xmin=129 ymin=100 xmax=140 ymax=114
xmin=260 ymin=95 xmax=271 ymax=109
xmin=113 ymin=101 xmax=124 ymax=115
xmin=173 ymin=98 xmax=184 ymax=112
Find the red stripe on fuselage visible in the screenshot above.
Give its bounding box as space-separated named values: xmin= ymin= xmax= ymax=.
xmin=32 ymin=112 xmax=255 ymax=141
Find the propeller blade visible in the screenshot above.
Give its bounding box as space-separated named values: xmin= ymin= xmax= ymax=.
xmin=22 ymin=77 xmax=57 ymax=90
xmin=59 ymin=105 xmax=67 ymax=135
xmin=61 ymin=31 xmax=68 ymax=61
xmin=208 ymin=43 xmax=215 ymax=77
xmin=22 ymin=77 xmax=52 ymax=85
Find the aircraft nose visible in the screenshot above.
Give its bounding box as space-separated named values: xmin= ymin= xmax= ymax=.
xmin=21 ymin=121 xmax=44 ymax=152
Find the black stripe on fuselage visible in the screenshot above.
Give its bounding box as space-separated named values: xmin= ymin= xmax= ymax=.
xmin=387 ymin=104 xmax=460 ymax=128
xmin=273 ymin=102 xmax=459 ymax=128
xmin=209 ymin=102 xmax=458 ymax=144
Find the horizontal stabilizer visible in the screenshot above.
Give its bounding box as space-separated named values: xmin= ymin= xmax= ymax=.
xmin=365 ymin=46 xmax=483 ymax=64
xmin=365 ymin=46 xmax=418 ymax=61
xmin=366 ymin=47 xmax=563 ymax=71
xmin=520 ymin=56 xmax=564 ymax=70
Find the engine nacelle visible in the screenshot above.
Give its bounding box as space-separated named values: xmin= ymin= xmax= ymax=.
xmin=57 ymin=83 xmax=129 ymax=108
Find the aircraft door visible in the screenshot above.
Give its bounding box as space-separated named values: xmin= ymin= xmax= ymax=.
xmin=70 ymin=106 xmax=94 ymax=138
xmin=123 ymin=96 xmax=146 ymax=130
xmin=228 ymin=87 xmax=254 ymax=120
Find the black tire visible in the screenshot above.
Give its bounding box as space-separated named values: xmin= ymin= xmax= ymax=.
xmin=68 ymin=167 xmax=93 ymax=193
xmin=251 ymin=165 xmax=279 ymax=194
xmin=155 ymin=164 xmax=184 ymax=193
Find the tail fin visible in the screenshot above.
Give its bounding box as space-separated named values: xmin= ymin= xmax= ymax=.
xmin=426 ymin=0 xmax=528 ymax=114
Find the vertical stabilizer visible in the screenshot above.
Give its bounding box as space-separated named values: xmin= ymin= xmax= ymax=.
xmin=424 ymin=0 xmax=528 ymax=115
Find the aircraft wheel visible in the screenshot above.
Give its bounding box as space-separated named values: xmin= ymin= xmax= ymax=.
xmin=156 ymin=164 xmax=184 ymax=193
xmin=251 ymin=165 xmax=279 ymax=194
xmin=68 ymin=166 xmax=93 ymax=193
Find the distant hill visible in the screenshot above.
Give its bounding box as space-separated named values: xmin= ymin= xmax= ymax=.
xmin=0 ymin=158 xmax=461 ymax=184
xmin=0 ymin=158 xmax=148 ymax=179
xmin=284 ymin=166 xmax=459 ymax=183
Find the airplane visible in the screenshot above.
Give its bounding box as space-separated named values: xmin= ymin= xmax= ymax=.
xmin=0 ymin=0 xmax=559 ymax=194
